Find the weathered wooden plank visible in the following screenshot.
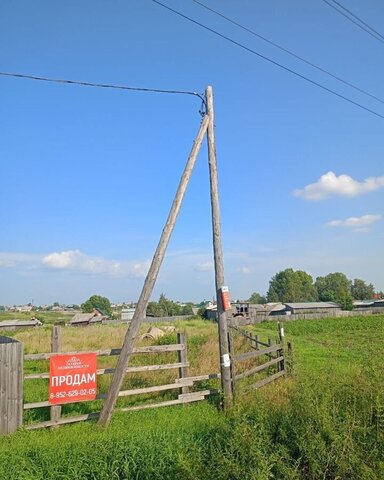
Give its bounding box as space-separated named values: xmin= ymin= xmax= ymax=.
xmin=246 ymin=370 xmax=285 ymax=391
xmin=175 ymin=372 xmax=220 ymax=383
xmin=120 ymin=397 xmax=196 ymax=412
xmin=24 ymin=361 xmax=190 ymax=379
xmin=178 ymin=389 xmax=213 ymax=400
xmin=235 ymin=356 xmax=284 ymax=380
xmin=24 ymin=412 xmax=100 ymax=430
xmin=134 ymin=344 xmax=185 ymax=354
xmin=24 ymin=393 xmax=105 ymax=410
xmin=117 ymin=380 xmax=194 ymax=398
xmin=234 ymin=344 xmax=281 ymax=362
xmin=24 ymin=343 xmax=185 ymax=361
xmin=25 ymin=348 xmax=121 ymax=361
xmin=24 ymin=377 xmax=197 ymax=410
xmin=119 ymin=391 xmax=213 ymax=412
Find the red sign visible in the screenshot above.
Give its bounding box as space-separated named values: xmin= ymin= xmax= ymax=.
xmin=220 ymin=286 xmax=231 ymax=311
xmin=49 ymin=353 xmax=97 ymax=404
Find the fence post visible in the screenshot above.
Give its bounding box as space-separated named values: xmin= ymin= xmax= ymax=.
xmin=268 ymin=338 xmax=275 ymax=372
xmin=50 ymin=325 xmax=62 ymax=424
xmin=254 ymin=334 xmax=260 ymax=350
xmin=277 ymin=322 xmax=285 ymax=372
xmin=227 ymin=329 xmax=236 ymax=396
xmin=287 ymin=341 xmax=294 ymax=373
xmin=177 ymin=332 xmax=189 ymax=395
xmin=0 ymin=336 xmax=23 ymax=435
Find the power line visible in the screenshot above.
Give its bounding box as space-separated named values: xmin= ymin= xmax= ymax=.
xmin=151 ymin=0 xmax=384 ymax=120
xmin=321 ymin=0 xmax=384 ymax=44
xmin=190 ymin=0 xmax=384 ymax=105
xmin=330 ymin=0 xmax=384 ymax=41
xmin=0 ymin=71 xmax=206 ymax=113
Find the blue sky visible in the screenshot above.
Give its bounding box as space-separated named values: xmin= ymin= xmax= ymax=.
xmin=1 ymin=0 xmax=383 ymax=305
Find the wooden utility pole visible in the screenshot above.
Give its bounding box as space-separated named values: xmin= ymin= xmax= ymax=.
xmin=97 ymin=114 xmax=209 ymax=427
xmin=205 ymin=85 xmax=233 ymax=409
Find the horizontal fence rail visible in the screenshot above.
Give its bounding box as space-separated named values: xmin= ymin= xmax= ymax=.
xmin=234 ymin=344 xmax=281 ymax=362
xmin=24 ymin=344 xmax=185 ymax=361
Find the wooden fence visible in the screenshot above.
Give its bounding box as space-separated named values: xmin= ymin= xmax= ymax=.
xmin=229 ymin=324 xmax=287 ymax=396
xmin=1 ymin=328 xmax=219 ymax=434
xmin=1 ymin=324 xmax=290 ymax=435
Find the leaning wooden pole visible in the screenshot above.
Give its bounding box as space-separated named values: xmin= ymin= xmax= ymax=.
xmin=206 ymin=86 xmax=233 ymax=409
xmin=98 ymin=114 xmax=209 ymax=426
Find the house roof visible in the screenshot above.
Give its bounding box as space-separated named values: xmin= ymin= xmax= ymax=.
xmin=284 ymin=302 xmax=339 ymax=309
xmin=353 ymin=300 xmax=374 ymax=307
xmin=0 ymin=319 xmax=41 ymax=328
xmin=70 ymin=313 xmax=95 ymax=324
xmin=266 ymin=303 xmax=286 ymax=312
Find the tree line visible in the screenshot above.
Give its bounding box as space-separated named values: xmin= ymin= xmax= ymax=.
xmin=249 ymin=269 xmax=380 ymax=310
xmin=81 ymin=293 xmax=194 ymax=318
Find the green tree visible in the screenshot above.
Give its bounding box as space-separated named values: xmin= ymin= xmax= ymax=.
xmin=180 ymin=303 xmax=195 ymax=315
xmin=267 ymin=268 xmax=317 ymax=303
xmin=146 ymin=301 xmax=162 ymax=317
xmin=81 ymin=294 xmax=112 ymax=317
xmin=248 ymin=292 xmax=266 ymax=304
xmin=146 ymin=294 xmax=182 ymax=317
xmin=315 ymin=273 xmax=353 ymax=310
xmin=351 ymin=278 xmax=375 ymax=300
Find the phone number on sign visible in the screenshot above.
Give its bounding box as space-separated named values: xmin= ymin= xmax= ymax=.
xmin=49 ymin=388 xmax=96 ymax=399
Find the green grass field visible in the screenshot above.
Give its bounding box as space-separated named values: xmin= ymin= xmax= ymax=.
xmin=0 ymin=315 xmax=383 ymax=480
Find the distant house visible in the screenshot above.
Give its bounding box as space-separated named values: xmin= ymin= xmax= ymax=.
xmin=0 ymin=319 xmax=42 ymax=331
xmin=204 ymin=303 xmax=218 ymax=321
xmin=70 ymin=311 xmax=108 ymax=327
xmin=267 ymin=303 xmax=287 ymax=316
xmin=353 ymin=300 xmax=374 ymax=309
xmin=373 ymin=299 xmax=384 ymax=309
xmin=284 ymin=302 xmax=340 ymax=315
xmin=121 ymin=308 xmax=135 ymax=322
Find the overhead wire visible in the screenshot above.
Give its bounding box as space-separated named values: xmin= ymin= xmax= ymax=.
xmin=329 ymin=0 xmax=384 ymax=41
xmin=190 ymin=0 xmax=384 ymax=105
xmin=0 ymin=71 xmax=207 ymax=114
xmin=321 ymin=0 xmax=384 ymax=44
xmin=151 ymin=0 xmax=384 ymax=120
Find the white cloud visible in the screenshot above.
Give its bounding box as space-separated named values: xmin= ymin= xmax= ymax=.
xmin=42 ymin=250 xmax=123 ymax=275
xmin=194 ymin=261 xmax=214 ymax=272
xmin=326 ymin=214 xmax=382 ymax=230
xmin=237 ymin=266 xmax=252 ymax=274
xmin=41 ymin=250 xmax=152 ymax=278
xmin=294 ymin=171 xmax=384 ymax=201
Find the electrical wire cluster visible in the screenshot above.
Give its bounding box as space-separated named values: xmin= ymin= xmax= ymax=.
xmin=321 ymin=0 xmax=384 ymax=44
xmin=1 ymin=1 xmax=383 ymax=120
xmin=151 ymin=0 xmax=384 ymax=120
